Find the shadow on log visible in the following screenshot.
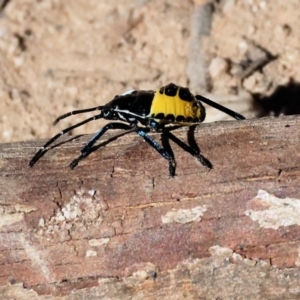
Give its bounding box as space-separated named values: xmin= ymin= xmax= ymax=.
xmin=1 ymin=115 xmax=300 ymax=299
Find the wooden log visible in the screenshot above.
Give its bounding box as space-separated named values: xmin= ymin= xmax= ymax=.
xmin=1 ymin=115 xmax=300 ymax=299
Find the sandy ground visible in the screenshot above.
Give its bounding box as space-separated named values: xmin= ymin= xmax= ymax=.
xmin=0 ymin=0 xmax=299 ymax=144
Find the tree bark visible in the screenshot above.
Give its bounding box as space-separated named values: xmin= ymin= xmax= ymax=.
xmin=1 ymin=115 xmax=300 ymax=299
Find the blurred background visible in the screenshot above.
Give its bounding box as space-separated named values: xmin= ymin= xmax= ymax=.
xmin=0 ymin=0 xmax=299 ymax=143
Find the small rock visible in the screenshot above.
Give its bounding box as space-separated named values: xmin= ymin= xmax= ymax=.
xmin=208 ymin=57 xmax=229 ymax=79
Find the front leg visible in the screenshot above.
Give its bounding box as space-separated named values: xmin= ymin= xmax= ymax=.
xmin=70 ymin=122 xmax=135 ymax=169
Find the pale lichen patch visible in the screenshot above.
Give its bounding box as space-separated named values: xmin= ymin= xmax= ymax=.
xmin=209 ymin=245 xmax=265 ymax=267
xmin=295 ymin=246 xmax=300 ymax=267
xmin=86 ymin=250 xmax=97 ymax=257
xmin=0 ymin=203 xmax=38 ymax=229
xmin=20 ymin=235 xmax=54 ymax=282
xmin=62 ymin=202 xmax=83 ymax=220
xmin=245 ymin=190 xmax=300 ymax=229
xmin=14 ymin=204 xmax=37 ymax=213
xmin=89 ymin=238 xmax=110 ymax=247
xmin=0 ymin=213 xmax=24 ymax=229
xmin=50 ymin=189 xmax=103 ymax=225
xmin=38 ymin=218 xmax=45 ymax=227
xmin=161 ymin=205 xmax=207 ymax=224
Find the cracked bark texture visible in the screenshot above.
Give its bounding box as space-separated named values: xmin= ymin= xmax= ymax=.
xmin=1 ymin=115 xmax=300 ymax=299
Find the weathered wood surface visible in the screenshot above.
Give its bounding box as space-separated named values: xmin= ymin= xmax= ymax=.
xmin=1 ymin=115 xmax=300 ymax=299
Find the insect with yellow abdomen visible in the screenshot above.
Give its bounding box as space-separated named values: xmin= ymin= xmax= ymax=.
xmin=29 ymin=83 xmax=245 ymax=176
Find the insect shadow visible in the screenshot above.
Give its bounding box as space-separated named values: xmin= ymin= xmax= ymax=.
xmin=69 ymin=129 xmax=136 ymax=169
xmin=253 ymin=79 xmax=300 ymax=117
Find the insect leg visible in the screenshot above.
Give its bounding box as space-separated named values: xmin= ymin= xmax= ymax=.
xmin=53 ymin=106 xmax=104 ymax=125
xmin=162 ymin=129 xmax=212 ymax=169
xmin=80 ymin=122 xmax=133 ymax=156
xmin=195 ymin=95 xmax=245 ymax=120
xmin=136 ymin=128 xmax=176 ymax=176
xmin=29 ymin=113 xmax=104 ymax=167
xmin=70 ymin=122 xmax=134 ymax=169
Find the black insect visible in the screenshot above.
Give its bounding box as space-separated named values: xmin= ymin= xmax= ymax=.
xmin=29 ymin=83 xmax=245 ymax=176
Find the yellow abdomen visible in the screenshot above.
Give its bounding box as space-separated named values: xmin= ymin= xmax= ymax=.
xmin=148 ymin=83 xmax=204 ymax=124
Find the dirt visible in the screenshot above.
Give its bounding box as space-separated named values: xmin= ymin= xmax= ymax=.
xmin=0 ymin=0 xmax=299 ymax=144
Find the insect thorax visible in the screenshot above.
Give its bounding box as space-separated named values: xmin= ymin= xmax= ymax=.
xmin=105 ymin=90 xmax=154 ymax=123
